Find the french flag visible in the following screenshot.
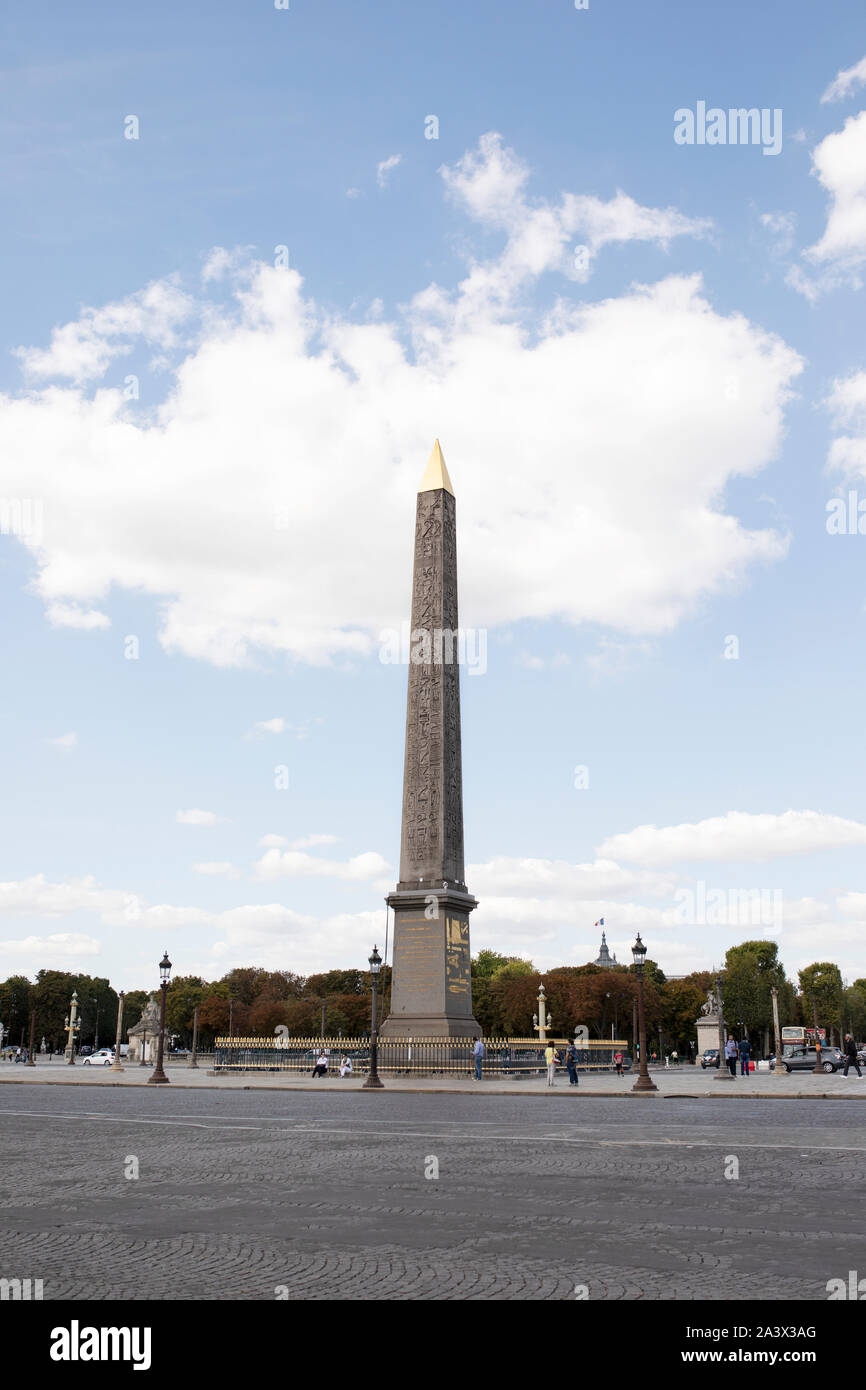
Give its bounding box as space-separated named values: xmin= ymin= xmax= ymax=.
xmin=594 ymin=918 xmax=604 ymax=927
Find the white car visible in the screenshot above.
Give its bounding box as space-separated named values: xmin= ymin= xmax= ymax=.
xmin=82 ymin=1048 xmax=115 ymax=1066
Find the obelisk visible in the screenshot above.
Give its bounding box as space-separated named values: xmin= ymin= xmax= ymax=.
xmin=380 ymin=441 xmax=480 ymax=1038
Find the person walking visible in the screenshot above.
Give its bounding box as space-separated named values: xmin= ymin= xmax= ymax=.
xmin=843 ymin=1034 xmax=863 ymax=1078
xmin=724 ymin=1035 xmax=738 ymax=1077
xmin=311 ymin=1051 xmax=328 ymax=1079
xmin=738 ymin=1036 xmax=751 ymax=1076
xmin=613 ymin=1050 xmax=624 ymax=1078
xmin=544 ymin=1042 xmax=558 ymax=1087
xmin=473 ymin=1036 xmax=485 ymax=1081
xmin=565 ymin=1040 xmax=579 ymax=1087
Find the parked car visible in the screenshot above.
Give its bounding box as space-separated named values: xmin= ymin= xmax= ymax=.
xmin=79 ymin=1045 xmax=93 ymax=1057
xmin=701 ymin=1048 xmax=721 ymax=1069
xmin=772 ymin=1046 xmax=846 ymax=1074
xmin=82 ymin=1048 xmax=115 ymax=1066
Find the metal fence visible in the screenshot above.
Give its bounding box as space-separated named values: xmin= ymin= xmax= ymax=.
xmin=213 ymin=1036 xmax=630 ymax=1077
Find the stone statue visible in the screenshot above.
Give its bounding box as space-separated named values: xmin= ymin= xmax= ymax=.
xmin=700 ymin=989 xmax=717 ymax=1017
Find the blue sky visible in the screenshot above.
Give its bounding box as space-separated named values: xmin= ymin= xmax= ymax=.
xmin=2 ymin=0 xmax=866 ymax=992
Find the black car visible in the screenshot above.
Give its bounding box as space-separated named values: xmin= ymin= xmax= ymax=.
xmin=701 ymin=1048 xmax=720 ymax=1069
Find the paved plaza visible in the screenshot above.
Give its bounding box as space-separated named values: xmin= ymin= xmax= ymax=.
xmin=1 ymin=1056 xmax=864 ymax=1098
xmin=1 ymin=1084 xmax=864 ymax=1300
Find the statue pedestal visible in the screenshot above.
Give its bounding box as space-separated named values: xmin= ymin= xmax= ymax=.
xmin=696 ymin=1015 xmax=720 ymax=1058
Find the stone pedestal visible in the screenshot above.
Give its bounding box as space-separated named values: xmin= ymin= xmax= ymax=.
xmin=382 ymin=888 xmax=478 ymax=1038
xmin=696 ymin=1013 xmax=721 ymax=1058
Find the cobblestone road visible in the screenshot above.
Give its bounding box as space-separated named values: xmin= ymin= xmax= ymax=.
xmin=1 ymin=1091 xmax=863 ymax=1300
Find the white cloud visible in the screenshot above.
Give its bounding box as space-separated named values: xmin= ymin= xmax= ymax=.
xmin=0 ymin=874 xmax=123 ymax=917
xmin=586 ymin=637 xmax=654 ymax=679
xmin=192 ymin=862 xmax=241 ymax=880
xmin=376 ymin=154 xmax=402 ymax=189
xmin=797 ymin=111 xmax=866 ymax=291
xmin=49 ymin=732 xmax=77 ymax=752
xmin=253 ymin=848 xmax=390 ymax=882
xmin=821 ymin=55 xmax=866 ymax=104
xmin=244 ymin=716 xmax=323 ymax=740
xmin=45 ymin=603 xmax=110 ymax=630
xmin=596 ymin=810 xmax=866 ymax=866
xmin=469 ymin=855 xmax=678 ymax=901
xmin=176 ymin=809 xmax=220 ymax=826
xmin=247 ymin=717 xmax=285 ymax=736
xmin=0 ymin=932 xmax=100 ymax=960
xmin=826 ymin=370 xmax=866 ymax=480
xmin=0 ymin=137 xmax=801 ymax=667
xmin=14 ymin=276 xmax=194 ymax=384
xmin=759 ymin=210 xmax=797 ymax=257
xmin=439 ymin=132 xmax=712 ymax=296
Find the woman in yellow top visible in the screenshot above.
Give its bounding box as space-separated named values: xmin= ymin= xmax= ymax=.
xmin=544 ymin=1043 xmax=558 ymax=1087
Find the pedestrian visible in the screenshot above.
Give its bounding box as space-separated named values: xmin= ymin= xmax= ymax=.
xmin=843 ymin=1034 xmax=863 ymax=1078
xmin=565 ymin=1040 xmax=579 ymax=1087
xmin=339 ymin=1055 xmax=353 ymax=1078
xmin=472 ymin=1036 xmax=485 ymax=1080
xmin=614 ymin=1049 xmax=624 ymax=1077
xmin=651 ymin=1051 xmax=657 ymax=1063
xmin=724 ymin=1034 xmax=738 ymax=1077
xmin=14 ymin=1046 xmax=21 ymax=1064
xmin=738 ymin=1036 xmax=751 ymax=1076
xmin=311 ymin=1051 xmax=328 ymax=1079
xmin=544 ymin=1042 xmax=558 ymax=1087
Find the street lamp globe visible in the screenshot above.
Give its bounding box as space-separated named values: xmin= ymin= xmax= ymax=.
xmin=159 ymin=952 xmax=172 ymax=985
xmin=631 ymin=934 xmax=647 ymax=970
xmin=368 ymin=945 xmax=382 ymax=976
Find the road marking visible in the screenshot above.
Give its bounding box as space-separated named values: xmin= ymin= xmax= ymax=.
xmin=1 ymin=1109 xmax=865 ymax=1152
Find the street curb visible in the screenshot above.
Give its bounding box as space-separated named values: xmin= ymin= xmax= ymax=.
xmin=0 ymin=1076 xmax=863 ymax=1099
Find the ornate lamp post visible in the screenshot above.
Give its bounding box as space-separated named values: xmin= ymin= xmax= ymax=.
xmin=139 ymin=1029 xmax=148 ymax=1067
xmin=363 ymin=945 xmax=384 ymax=1090
xmin=714 ymin=973 xmax=734 ymax=1082
xmin=26 ymin=1010 xmax=36 ymax=1066
xmin=812 ymin=999 xmax=824 ymax=1075
xmin=532 ymin=983 xmax=554 ymax=1042
xmin=147 ymin=953 xmax=172 ymax=1086
xmin=630 ymin=935 xmax=657 ymax=1093
xmin=188 ymin=1004 xmax=200 ymax=1068
xmin=770 ymin=985 xmax=786 ymax=1077
xmin=110 ymin=992 xmax=125 ymax=1072
xmin=64 ymin=991 xmax=81 ymax=1064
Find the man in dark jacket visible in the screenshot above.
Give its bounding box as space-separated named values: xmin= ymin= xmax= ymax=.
xmin=843 ymin=1035 xmax=862 ymax=1078
xmin=565 ymin=1041 xmax=579 ymax=1087
xmin=738 ymin=1036 xmax=751 ymax=1075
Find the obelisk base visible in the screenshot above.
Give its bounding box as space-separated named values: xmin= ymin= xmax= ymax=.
xmin=380 ymin=888 xmax=480 ymax=1039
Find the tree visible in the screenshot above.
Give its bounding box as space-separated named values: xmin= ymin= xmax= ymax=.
xmin=122 ymin=991 xmax=150 ymax=1037
xmin=31 ymin=971 xmax=117 ymax=1051
xmin=660 ymin=972 xmax=713 ymax=1053
xmin=798 ymin=962 xmax=844 ymax=1044
xmin=165 ymin=976 xmax=208 ymax=1043
xmin=721 ymin=940 xmax=786 ymax=1048
xmin=0 ymin=975 xmax=33 ymax=1044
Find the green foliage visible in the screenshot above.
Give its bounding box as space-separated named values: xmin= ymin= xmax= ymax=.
xmin=0 ymin=975 xmax=33 ymax=1042
xmin=798 ymin=961 xmax=845 ymax=1042
xmin=471 ymin=950 xmax=534 ymax=980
